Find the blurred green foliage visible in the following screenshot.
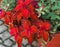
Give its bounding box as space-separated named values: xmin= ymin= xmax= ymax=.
xmin=37 ymin=0 xmax=60 ymax=33
xmin=0 ymin=0 xmax=16 ymax=11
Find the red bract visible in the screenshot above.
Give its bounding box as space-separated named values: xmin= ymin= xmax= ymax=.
xmin=6 ymin=11 xmax=11 ymax=16
xmin=28 ymin=4 xmax=35 ymax=11
xmin=24 ymin=0 xmax=33 ymax=5
xmin=44 ymin=21 xmax=51 ymax=30
xmin=15 ymin=34 xmax=22 ymax=47
xmin=17 ymin=13 xmax=23 ymax=21
xmin=37 ymin=21 xmax=44 ymax=29
xmin=17 ymin=0 xmax=23 ymax=4
xmin=4 ymin=11 xmax=13 ymax=24
xmin=4 ymin=17 xmax=10 ymax=24
xmin=30 ymin=25 xmax=38 ymax=34
xmin=20 ymin=31 xmax=28 ymax=37
xmin=21 ymin=19 xmax=31 ymax=30
xmin=15 ymin=0 xmax=33 ymax=11
xmin=14 ymin=4 xmax=23 ymax=11
xmin=17 ymin=0 xmax=33 ymax=5
xmin=28 ymin=35 xmax=33 ymax=44
xmin=0 ymin=10 xmax=5 ymax=19
xmin=39 ymin=30 xmax=44 ymax=37
xmin=21 ymin=9 xmax=30 ymax=18
xmin=37 ymin=30 xmax=49 ymax=41
xmin=10 ymin=27 xmax=18 ymax=36
xmin=30 ymin=12 xmax=38 ymax=20
xmin=43 ymin=31 xmax=49 ymax=41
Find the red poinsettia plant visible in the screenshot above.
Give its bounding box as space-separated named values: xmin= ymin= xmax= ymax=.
xmin=0 ymin=0 xmax=51 ymax=47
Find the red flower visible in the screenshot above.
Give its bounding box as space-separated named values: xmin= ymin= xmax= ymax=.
xmin=30 ymin=25 xmax=38 ymax=34
xmin=39 ymin=30 xmax=44 ymax=37
xmin=17 ymin=13 xmax=23 ymax=21
xmin=4 ymin=16 xmax=11 ymax=24
xmin=4 ymin=11 xmax=13 ymax=24
xmin=28 ymin=35 xmax=33 ymax=44
xmin=35 ymin=20 xmax=44 ymax=29
xmin=14 ymin=4 xmax=23 ymax=11
xmin=17 ymin=0 xmax=33 ymax=5
xmin=15 ymin=0 xmax=33 ymax=11
xmin=21 ymin=19 xmax=31 ymax=30
xmin=44 ymin=21 xmax=51 ymax=30
xmin=17 ymin=0 xmax=23 ymax=4
xmin=6 ymin=11 xmax=11 ymax=16
xmin=43 ymin=31 xmax=49 ymax=41
xmin=0 ymin=10 xmax=5 ymax=19
xmin=21 ymin=9 xmax=30 ymax=18
xmin=24 ymin=0 xmax=33 ymax=5
xmin=10 ymin=27 xmax=18 ymax=36
xmin=15 ymin=34 xmax=22 ymax=42
xmin=30 ymin=13 xmax=38 ymax=20
xmin=15 ymin=34 xmax=22 ymax=47
xmin=20 ymin=31 xmax=29 ymax=38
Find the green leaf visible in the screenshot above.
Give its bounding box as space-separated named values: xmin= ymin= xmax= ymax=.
xmin=54 ymin=24 xmax=60 ymax=31
xmin=0 ymin=0 xmax=16 ymax=11
xmin=56 ymin=16 xmax=60 ymax=19
xmin=38 ymin=3 xmax=42 ymax=6
xmin=51 ymin=0 xmax=56 ymax=3
xmin=41 ymin=0 xmax=44 ymax=3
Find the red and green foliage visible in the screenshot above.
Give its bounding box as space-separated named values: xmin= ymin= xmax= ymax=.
xmin=1 ymin=0 xmax=60 ymax=47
